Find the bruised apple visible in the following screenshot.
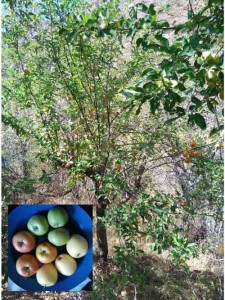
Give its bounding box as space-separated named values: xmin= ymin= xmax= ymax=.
xmin=16 ymin=254 xmax=39 ymax=277
xmin=66 ymin=234 xmax=88 ymax=258
xmin=36 ymin=263 xmax=58 ymax=287
xmin=12 ymin=231 xmax=36 ymax=253
xmin=55 ymin=253 xmax=77 ymax=276
xmin=36 ymin=242 xmax=57 ymax=264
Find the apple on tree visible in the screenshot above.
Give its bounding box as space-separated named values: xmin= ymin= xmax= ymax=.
xmin=190 ymin=141 xmax=198 ymax=148
xmin=36 ymin=242 xmax=57 ymax=264
xmin=55 ymin=253 xmax=77 ymax=276
xmin=36 ymin=263 xmax=58 ymax=287
xmin=16 ymin=254 xmax=39 ymax=277
xmin=66 ymin=234 xmax=88 ymax=258
xmin=205 ymin=67 xmax=218 ymax=85
xmin=12 ymin=231 xmax=36 ymax=253
xmin=48 ymin=227 xmax=70 ymax=246
xmin=47 ymin=206 xmax=69 ymax=228
xmin=27 ymin=214 xmax=49 ymax=236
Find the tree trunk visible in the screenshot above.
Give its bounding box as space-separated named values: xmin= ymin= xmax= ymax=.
xmin=95 ymin=180 xmax=108 ymax=262
xmin=96 ymin=198 xmax=108 ymax=262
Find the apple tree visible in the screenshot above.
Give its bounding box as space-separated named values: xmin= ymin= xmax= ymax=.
xmin=2 ymin=0 xmax=223 ymax=272
xmin=3 ymin=0 xmax=165 ymax=262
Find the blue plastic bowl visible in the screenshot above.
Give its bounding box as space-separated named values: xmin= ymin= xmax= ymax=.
xmin=8 ymin=204 xmax=93 ymax=291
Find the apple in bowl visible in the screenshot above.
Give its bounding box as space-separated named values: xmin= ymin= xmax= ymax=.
xmin=66 ymin=234 xmax=88 ymax=258
xmin=36 ymin=242 xmax=57 ymax=264
xmin=12 ymin=231 xmax=36 ymax=253
xmin=16 ymin=254 xmax=39 ymax=277
xmin=27 ymin=214 xmax=49 ymax=236
xmin=47 ymin=206 xmax=69 ymax=228
xmin=36 ymin=263 xmax=58 ymax=287
xmin=55 ymin=253 xmax=77 ymax=276
xmin=48 ymin=227 xmax=70 ymax=246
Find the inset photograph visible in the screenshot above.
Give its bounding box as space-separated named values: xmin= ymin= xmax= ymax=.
xmin=8 ymin=204 xmax=93 ymax=291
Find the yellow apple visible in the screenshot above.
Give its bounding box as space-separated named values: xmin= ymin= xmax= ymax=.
xmin=55 ymin=254 xmax=77 ymax=276
xmin=36 ymin=263 xmax=58 ymax=287
xmin=206 ymin=67 xmax=217 ymax=82
xmin=66 ymin=234 xmax=88 ymax=258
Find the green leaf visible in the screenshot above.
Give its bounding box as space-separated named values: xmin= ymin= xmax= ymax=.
xmin=148 ymin=4 xmax=156 ymax=16
xmin=158 ymin=245 xmax=162 ymax=254
xmin=191 ymin=96 xmax=202 ymax=107
xmin=58 ymin=28 xmax=68 ymax=35
xmin=104 ymin=8 xmax=110 ymax=19
xmin=81 ymin=13 xmax=92 ymax=25
xmin=164 ymin=97 xmax=176 ymax=112
xmin=129 ymin=6 xmax=137 ymax=19
xmin=209 ymin=125 xmax=224 ymax=137
xmin=155 ymin=33 xmax=169 ymax=48
xmin=146 ymin=43 xmax=171 ymax=54
xmin=153 ymin=20 xmax=170 ymax=29
xmin=164 ymin=116 xmax=180 ymax=124
xmin=192 ymin=113 xmax=207 ymax=129
xmin=207 ymin=99 xmax=215 ymax=112
xmin=150 ymin=98 xmax=160 ymax=114
xmin=136 ymin=37 xmax=143 ymax=47
xmin=136 ymin=3 xmax=148 ymax=14
xmin=109 ymin=28 xmax=117 ymax=37
xmin=175 ymin=107 xmax=186 ymax=116
xmin=168 ymin=90 xmax=181 ymax=103
xmin=190 ymin=32 xmax=199 ymax=49
xmin=142 ymin=67 xmax=159 ymax=77
xmin=121 ymin=87 xmax=142 ymax=97
xmin=130 ymin=86 xmax=143 ymax=93
xmin=66 ymin=31 xmax=76 ymax=43
xmin=175 ymin=23 xmax=187 ymax=33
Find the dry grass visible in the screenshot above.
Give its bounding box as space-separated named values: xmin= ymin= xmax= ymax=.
xmin=93 ymin=253 xmax=223 ymax=300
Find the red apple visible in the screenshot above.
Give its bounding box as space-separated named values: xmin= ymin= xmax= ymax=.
xmin=12 ymin=231 xmax=36 ymax=253
xmin=36 ymin=242 xmax=57 ymax=264
xmin=16 ymin=254 xmax=39 ymax=277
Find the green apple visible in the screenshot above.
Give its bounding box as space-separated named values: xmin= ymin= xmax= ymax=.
xmin=205 ymin=67 xmax=218 ymax=85
xmin=27 ymin=214 xmax=49 ymax=236
xmin=47 ymin=207 xmax=69 ymax=228
xmin=66 ymin=234 xmax=88 ymax=258
xmin=55 ymin=253 xmax=77 ymax=276
xmin=36 ymin=263 xmax=58 ymax=287
xmin=202 ymin=51 xmax=220 ymax=63
xmin=48 ymin=228 xmax=70 ymax=246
